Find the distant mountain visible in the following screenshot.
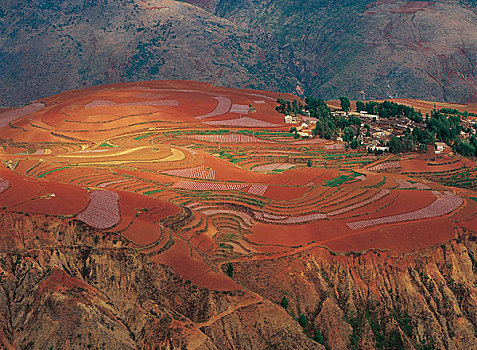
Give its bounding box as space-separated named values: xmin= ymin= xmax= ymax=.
xmin=1 ymin=0 xmax=477 ymax=105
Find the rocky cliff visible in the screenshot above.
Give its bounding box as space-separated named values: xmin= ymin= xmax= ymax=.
xmin=0 ymin=210 xmax=475 ymax=349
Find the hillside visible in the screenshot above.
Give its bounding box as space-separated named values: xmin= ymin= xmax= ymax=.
xmin=1 ymin=0 xmax=477 ymax=106
xmin=0 ymin=81 xmax=476 ymax=348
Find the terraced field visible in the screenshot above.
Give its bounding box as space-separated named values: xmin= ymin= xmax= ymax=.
xmin=0 ymin=80 xmax=476 ymax=293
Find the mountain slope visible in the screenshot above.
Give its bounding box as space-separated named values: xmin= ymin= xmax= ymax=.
xmin=1 ymin=0 xmax=477 ymax=105
xmin=0 ymin=0 xmax=280 ymax=106
xmin=212 ymin=0 xmax=477 ymax=102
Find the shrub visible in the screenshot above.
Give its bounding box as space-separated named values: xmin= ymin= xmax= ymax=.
xmin=226 ymin=263 xmax=233 ymax=277
xmin=281 ymin=295 xmax=289 ymax=309
xmin=314 ymin=329 xmax=324 ymax=344
xmin=298 ymin=313 xmax=307 ymax=327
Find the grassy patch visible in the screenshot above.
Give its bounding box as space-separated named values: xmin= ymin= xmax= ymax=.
xmin=38 ymin=167 xmax=70 ymax=178
xmin=133 ymin=133 xmax=155 ymax=140
xmin=324 ymin=173 xmax=358 ymax=187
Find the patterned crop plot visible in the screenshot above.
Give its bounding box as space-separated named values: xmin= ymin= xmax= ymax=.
xmin=163 ymin=165 xmax=216 ymax=180
xmin=0 ymin=178 xmax=11 ymax=194
xmin=229 ymin=104 xmax=250 ymax=114
xmin=173 ymin=180 xmax=247 ymax=191
xmin=325 ymin=143 xmax=345 ymax=150
xmin=187 ymin=133 xmax=272 ymax=143
xmin=368 ymin=161 xmax=400 ymax=172
xmin=201 ymin=209 xmax=254 ymax=228
xmin=396 ymin=179 xmax=430 ymax=190
xmin=195 ymin=97 xmax=231 ymax=120
xmin=251 ymin=163 xmax=294 ymax=172
xmin=254 ymin=211 xmax=327 ymax=224
xmin=328 ymin=190 xmax=390 ymax=216
xmin=85 ymin=100 xmax=178 ymax=108
xmin=248 ymin=184 xmax=268 ymax=196
xmin=98 ymin=179 xmax=129 ymax=188
xmin=205 ymin=117 xmax=280 ymax=128
xmin=76 ymin=190 xmax=120 ymax=229
xmin=347 ymin=192 xmax=463 ymax=230
xmin=133 ymin=93 xmax=168 ymax=99
xmin=396 ymin=179 xmax=414 ymax=189
xmin=0 ymin=103 xmax=45 ymax=127
xmin=84 ymin=100 xmax=116 ymax=108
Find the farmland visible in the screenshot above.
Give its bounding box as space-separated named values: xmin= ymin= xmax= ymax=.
xmin=0 ymin=80 xmax=476 ymax=349
xmin=1 ymin=79 xmax=476 ymax=270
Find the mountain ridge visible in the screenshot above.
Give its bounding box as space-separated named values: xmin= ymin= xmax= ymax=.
xmin=1 ymin=0 xmax=477 ymax=106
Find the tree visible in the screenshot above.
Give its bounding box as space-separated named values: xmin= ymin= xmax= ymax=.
xmin=339 ymin=97 xmax=350 ymax=112
xmin=298 ymin=313 xmax=307 ymax=327
xmin=281 ymin=295 xmax=289 ymax=309
xmin=343 ymin=126 xmax=354 ymax=142
xmin=356 ymin=101 xmax=365 ymax=112
xmin=349 ymin=115 xmax=361 ymax=126
xmin=350 ymin=138 xmax=360 ymax=149
xmin=388 ymin=135 xmax=402 ymax=154
xmin=307 ymin=159 xmax=312 ymax=167
xmin=314 ymin=329 xmax=324 ymax=344
xmin=226 ymin=263 xmax=233 ymax=277
xmin=337 ymin=116 xmax=349 ymax=129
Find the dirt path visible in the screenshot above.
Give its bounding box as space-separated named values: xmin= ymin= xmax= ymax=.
xmin=195 ymin=292 xmax=263 ymax=330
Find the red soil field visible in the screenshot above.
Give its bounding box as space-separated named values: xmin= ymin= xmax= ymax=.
xmin=400 ymin=158 xmax=472 ymax=173
xmin=248 ymin=219 xmax=350 ymax=248
xmin=344 ymin=190 xmax=437 ymax=221
xmin=152 ymin=238 xmax=240 ymax=290
xmin=121 ymin=212 xmax=162 ymax=246
xmin=450 ymin=197 xmax=477 ymax=222
xmin=1 ymin=80 xmax=475 ymax=293
xmin=328 ymin=190 xmax=398 ymax=220
xmin=0 ymin=170 xmax=48 ymax=207
xmin=7 ymin=181 xmax=89 ymax=216
xmin=325 ymin=218 xmax=455 ymax=254
xmin=257 ymin=184 xmax=310 ymax=200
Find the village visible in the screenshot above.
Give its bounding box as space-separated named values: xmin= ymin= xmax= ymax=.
xmin=284 ymin=107 xmax=477 ymax=155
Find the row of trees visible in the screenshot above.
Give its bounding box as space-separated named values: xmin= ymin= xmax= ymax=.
xmin=276 ymin=98 xmax=304 ymax=116
xmin=355 ymin=100 xmax=423 ymax=123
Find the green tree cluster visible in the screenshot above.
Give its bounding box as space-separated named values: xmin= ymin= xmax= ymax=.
xmin=276 ymin=98 xmax=304 ymax=116
xmin=356 ymin=100 xmax=422 ymax=122
xmin=339 ymin=96 xmax=350 ymax=112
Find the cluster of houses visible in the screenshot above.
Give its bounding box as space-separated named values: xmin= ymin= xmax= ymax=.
xmin=284 ymin=114 xmax=316 ymax=138
xmin=284 ymin=109 xmax=477 ymax=154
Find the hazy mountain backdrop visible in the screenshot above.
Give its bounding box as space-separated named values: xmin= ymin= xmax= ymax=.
xmin=1 ymin=0 xmax=477 ymax=105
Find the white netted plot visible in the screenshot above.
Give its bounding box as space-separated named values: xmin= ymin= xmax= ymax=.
xmin=172 ymin=181 xmax=247 ymax=191
xmin=368 ymin=161 xmax=400 ymax=172
xmin=195 ymin=96 xmax=231 ymax=120
xmin=205 ymin=117 xmax=280 ymax=128
xmin=0 ymin=178 xmax=11 ymax=194
xmin=163 ymin=165 xmax=216 ymax=180
xmin=328 ymin=190 xmax=390 ymax=216
xmin=254 ymin=211 xmax=327 ymax=224
xmin=248 ymin=184 xmax=268 ymax=196
xmin=85 ymin=100 xmax=178 ymax=108
xmin=347 ymin=193 xmax=463 ymax=230
xmin=77 ymin=190 xmax=120 ymax=229
xmin=230 ymin=104 xmax=250 ymax=114
xmin=0 ymin=103 xmax=45 ymax=127
xmin=187 ymin=133 xmax=271 ymax=143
